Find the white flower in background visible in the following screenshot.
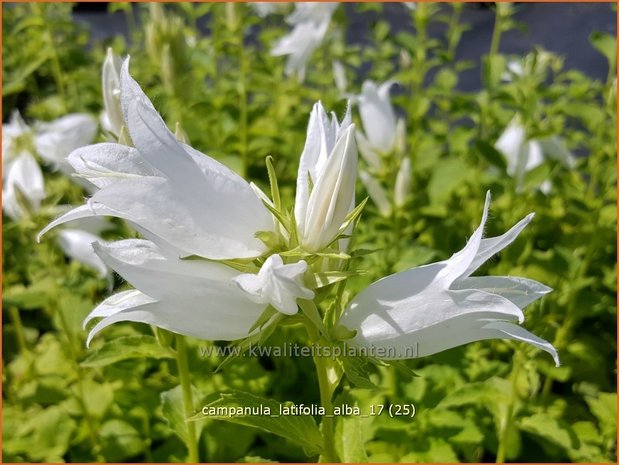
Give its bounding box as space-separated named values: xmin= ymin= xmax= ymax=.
xmin=333 ymin=60 xmax=347 ymax=94
xmin=394 ymin=156 xmax=411 ymax=208
xmin=101 ymin=47 xmax=123 ymax=137
xmin=271 ymin=2 xmax=338 ymax=82
xmin=294 ymin=101 xmax=357 ymax=252
xmin=354 ymin=80 xmax=404 ymax=168
xmin=403 ymin=3 xmax=417 ymax=10
xmin=233 ymin=254 xmax=314 ymax=315
xmin=40 ymin=59 xmax=331 ymax=344
xmin=249 ymin=2 xmax=282 ymax=18
xmin=359 ymin=170 xmax=391 ymax=217
xmin=57 ymin=229 xmax=109 ymax=279
xmin=501 ymin=59 xmax=525 ymax=82
xmin=35 ymin=113 xmax=98 ymax=174
xmin=2 ymin=112 xmax=45 ymax=220
xmin=339 ymin=192 xmax=559 ymax=366
xmin=495 ymin=118 xmax=575 ymax=187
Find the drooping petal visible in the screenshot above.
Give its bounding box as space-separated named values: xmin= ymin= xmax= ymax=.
xmin=57 ymin=229 xmax=109 ymax=278
xmin=461 ymin=212 xmax=534 ymax=278
xmin=38 ymin=203 xmax=117 ymax=241
xmin=483 ymin=321 xmax=560 ymax=366
xmin=233 ymin=254 xmax=314 ymax=315
xmin=452 ymin=276 xmax=552 ymax=308
xmin=83 ymin=289 xmax=155 ymax=329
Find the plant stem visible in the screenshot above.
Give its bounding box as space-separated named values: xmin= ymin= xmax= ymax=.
xmin=489 ymin=7 xmax=503 ymax=59
xmin=175 ymin=334 xmax=199 ymax=463
xmin=496 ymin=352 xmax=521 ymax=463
xmin=305 ymin=323 xmax=339 ymax=463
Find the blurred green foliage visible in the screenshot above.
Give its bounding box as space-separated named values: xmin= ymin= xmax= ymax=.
xmin=2 ymin=3 xmax=616 ymax=463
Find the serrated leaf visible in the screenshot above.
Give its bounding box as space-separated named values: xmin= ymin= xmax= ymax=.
xmin=189 ymin=390 xmax=324 ymax=455
xmin=81 ymin=335 xmax=173 ymax=367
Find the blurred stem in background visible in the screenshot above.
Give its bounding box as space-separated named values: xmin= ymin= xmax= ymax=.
xmin=226 ymin=3 xmax=250 ymax=178
xmin=31 ymin=3 xmax=67 ymax=105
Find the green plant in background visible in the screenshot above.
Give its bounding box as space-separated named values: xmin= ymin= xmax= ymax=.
xmin=2 ymin=2 xmax=616 ymax=463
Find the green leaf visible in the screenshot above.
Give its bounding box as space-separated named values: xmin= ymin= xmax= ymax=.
xmin=590 ymin=31 xmax=617 ymax=69
xmin=100 ymin=419 xmax=145 ymax=461
xmin=161 ymin=385 xmax=204 ymax=445
xmin=27 ymin=406 xmax=77 ymax=461
xmin=518 ymin=413 xmax=579 ymax=451
xmin=189 ymin=390 xmax=324 ymax=455
xmin=306 ymin=270 xmax=362 ymax=290
xmin=342 ymin=356 xmax=377 ymax=389
xmin=81 ymin=335 xmax=174 ymax=367
xmin=335 ymin=413 xmax=368 ymax=462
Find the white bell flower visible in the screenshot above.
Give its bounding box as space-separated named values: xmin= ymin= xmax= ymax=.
xmin=271 ymin=3 xmax=338 ymax=82
xmin=354 ymin=80 xmax=403 ymax=167
xmin=40 ymin=58 xmax=276 ymax=261
xmin=294 ymin=101 xmax=357 ymax=252
xmin=233 ymin=254 xmax=314 ymax=315
xmin=339 ymin=192 xmax=559 ymax=366
xmin=2 ymin=112 xmax=45 ymax=220
xmin=35 ymin=113 xmax=98 ymax=174
xmin=495 ymin=118 xmax=575 ymax=187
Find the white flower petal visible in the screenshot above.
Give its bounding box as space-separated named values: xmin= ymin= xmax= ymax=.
xmin=35 ymin=114 xmax=98 ymax=168
xmin=358 ymin=80 xmax=398 ymax=154
xmin=302 ymin=124 xmax=357 ymax=251
xmin=68 ymin=143 xmax=157 ymax=188
xmin=462 ymin=212 xmax=534 ymax=278
xmin=38 ymin=203 xmax=117 ymax=241
xmin=452 ymin=276 xmax=552 ymax=308
xmin=3 ymin=151 xmax=45 ymax=220
xmin=102 ymin=48 xmax=123 ymax=136
xmin=57 ymin=229 xmax=109 ymax=278
xmin=435 ymin=191 xmax=491 ymax=286
xmin=359 ymin=170 xmax=391 ymax=217
xmin=233 ymin=254 xmax=314 ymax=315
xmin=343 ymin=283 xmax=523 ymax=346
xmin=495 ymin=119 xmax=526 ymax=177
xmin=92 ymin=239 xmax=242 ymax=300
xmin=483 ymin=321 xmax=560 ymax=367
xmin=83 ymin=289 xmax=155 ymax=329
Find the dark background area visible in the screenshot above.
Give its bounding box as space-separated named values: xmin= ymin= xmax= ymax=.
xmin=72 ymin=2 xmax=616 ymax=91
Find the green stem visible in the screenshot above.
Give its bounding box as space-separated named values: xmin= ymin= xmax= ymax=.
xmin=34 ymin=4 xmax=66 ymax=101
xmin=305 ymin=323 xmax=338 ymax=463
xmin=175 ymin=334 xmax=199 ymax=462
xmin=496 ymin=352 xmax=521 ymax=463
xmin=489 ymin=7 xmax=503 ymax=59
